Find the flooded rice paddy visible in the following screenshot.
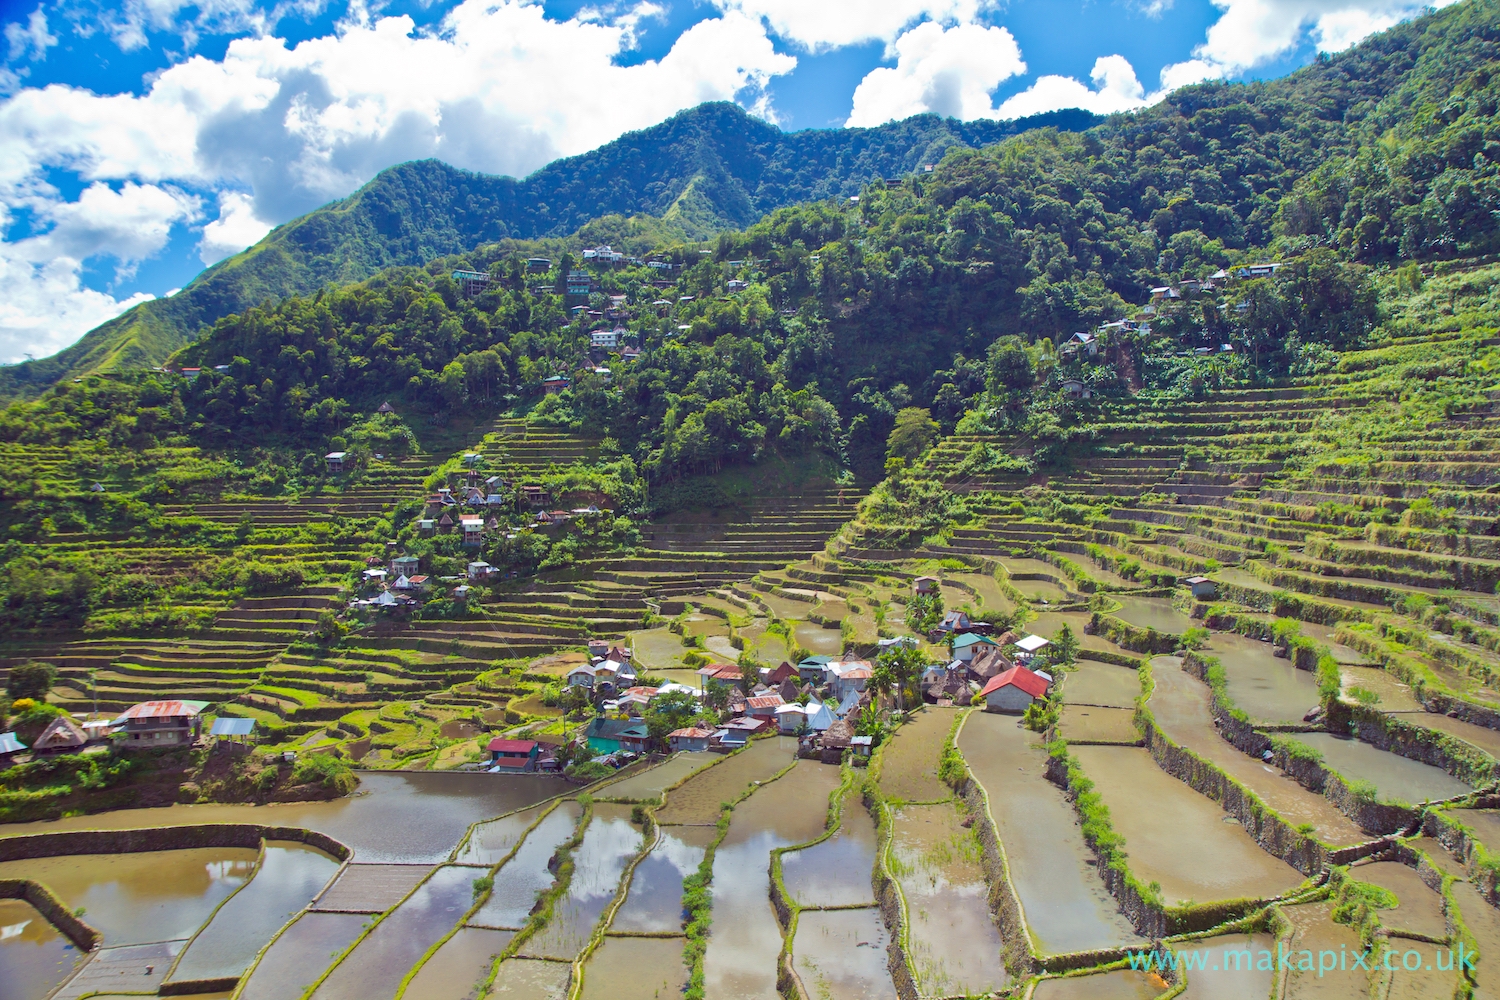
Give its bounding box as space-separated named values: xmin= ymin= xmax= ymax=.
xmin=701 ymin=760 xmax=842 ymax=998
xmin=1338 ymin=665 xmax=1424 ymax=711
xmin=1069 ymin=746 xmax=1303 ymax=905
xmin=795 ymin=621 xmax=844 ymax=655
xmin=309 ymin=863 xmax=476 ymax=1000
xmin=471 ymin=802 xmax=583 ymax=928
xmin=889 ymin=802 xmax=1008 ymax=996
xmin=1450 ymin=880 xmax=1500 ymax=995
xmin=1147 ymin=658 xmax=1367 ymax=846
xmin=168 ymin=842 xmax=340 ymax=982
xmin=1280 ymin=900 xmax=1367 ymax=999
xmin=0 ymin=847 xmax=257 ymax=945
xmin=1111 ymin=596 xmax=1195 ymax=635
xmin=958 ymin=713 xmax=1142 ymax=955
xmin=519 ymin=804 xmax=642 ymax=960
xmin=654 ymin=736 xmax=795 ymax=825
xmin=487 ymin=956 xmax=570 ymax=998
xmin=0 ymin=898 xmax=84 ymax=1000
xmin=791 ymin=907 xmax=895 ymax=1000
xmin=1032 ymin=969 xmax=1166 ymax=1000
xmin=609 ymin=825 xmax=712 ymax=932
xmin=1205 ymin=633 xmax=1321 ymax=723
xmin=238 ymin=912 xmax=368 ymax=1000
xmin=402 ymin=926 xmax=513 ymax=1000
xmin=781 ymin=790 xmax=877 ymax=907
xmin=454 ymin=803 xmax=550 ymax=865
xmin=1396 ymin=709 xmax=1500 ymax=759
xmin=1290 ymin=732 xmax=1472 ymax=803
xmin=1449 ymin=808 xmax=1500 ymax=854
xmin=596 ymin=751 xmax=718 ymax=802
xmin=579 ymin=935 xmax=688 ymax=999
xmin=1058 ymin=705 xmax=1141 ymax=743
xmin=1349 ymin=861 xmax=1446 ymax=938
xmin=1177 ymin=932 xmax=1276 ymax=999
xmin=1065 ymin=661 xmax=1142 ymax=707
xmin=876 ymin=707 xmax=954 ymax=803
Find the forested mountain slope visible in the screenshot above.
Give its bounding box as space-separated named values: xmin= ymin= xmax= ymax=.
xmin=0 ymin=105 xmax=1097 ymax=402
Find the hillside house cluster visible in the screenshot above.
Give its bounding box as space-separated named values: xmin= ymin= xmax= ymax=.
xmin=922 ymin=632 xmax=1053 ymax=711
xmin=2 ymin=699 xmax=226 ymax=761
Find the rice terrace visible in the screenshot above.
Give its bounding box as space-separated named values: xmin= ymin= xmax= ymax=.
xmin=11 ymin=1 xmax=1500 ymax=998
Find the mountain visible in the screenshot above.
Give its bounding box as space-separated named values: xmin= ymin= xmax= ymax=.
xmin=0 ymin=104 xmax=1099 ymax=401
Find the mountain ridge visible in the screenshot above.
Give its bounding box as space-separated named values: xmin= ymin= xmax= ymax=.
xmin=0 ymin=104 xmax=1099 ymax=401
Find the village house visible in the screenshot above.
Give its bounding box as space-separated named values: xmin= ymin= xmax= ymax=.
xmin=468 ymin=561 xmax=496 ymax=581
xmin=796 ymin=655 xmax=835 ymax=684
xmin=390 ymin=555 xmax=420 ymax=577
xmin=744 ymin=692 xmax=784 ymax=723
xmin=696 ymin=663 xmax=742 ymax=689
xmin=33 ymin=716 xmax=87 ymax=753
xmin=912 ymin=575 xmax=938 ymax=595
xmin=542 ymin=375 xmax=571 ymax=395
xmin=488 ymin=738 xmax=541 ymax=771
xmin=952 ymin=633 xmax=999 ymax=663
xmin=0 ymin=732 xmax=26 ymax=761
xmin=461 ymin=517 xmax=485 ymax=546
xmin=1012 ymin=634 xmax=1052 ymax=662
xmin=324 ymin=451 xmax=348 ymax=473
xmin=453 ymin=270 xmax=491 ymax=298
xmin=566 ymin=269 xmax=593 ymax=295
xmin=115 ymin=700 xmax=207 ymax=747
xmin=826 ymin=661 xmax=872 ymax=701
xmin=613 ymin=686 xmax=656 ymax=716
xmin=583 ymin=717 xmax=645 ymax=754
xmin=1186 ymin=576 xmax=1218 ymax=600
xmin=1061 ymin=379 xmax=1092 ymax=400
xmin=669 ymin=727 xmax=712 ymax=752
xmin=932 ymin=610 xmax=972 ymax=637
xmin=591 ymin=329 xmax=620 ymax=348
xmin=521 ymin=485 xmax=551 ymax=508
xmin=981 ymin=665 xmax=1050 ymax=713
xmin=527 ymin=257 xmax=551 ymax=270
xmin=967 ymin=644 xmax=1014 ymax=682
xmin=759 ymin=662 xmax=794 ymax=687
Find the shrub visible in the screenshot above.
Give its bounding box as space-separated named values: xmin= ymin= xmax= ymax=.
xmin=6 ymin=661 xmax=56 ymax=701
xmin=290 ymin=753 xmax=357 ymax=794
xmin=564 ymin=760 xmax=614 ymax=782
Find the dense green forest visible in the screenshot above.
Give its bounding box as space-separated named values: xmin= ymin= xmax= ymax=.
xmin=0 ymin=106 xmax=1099 ymax=402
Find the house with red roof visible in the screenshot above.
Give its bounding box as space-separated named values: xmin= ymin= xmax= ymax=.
xmin=668 ymin=727 xmax=713 ymax=752
xmin=979 ymin=666 xmax=1050 ymax=714
xmin=114 ymin=700 xmax=207 ymax=747
xmin=488 ymin=738 xmax=541 ymax=771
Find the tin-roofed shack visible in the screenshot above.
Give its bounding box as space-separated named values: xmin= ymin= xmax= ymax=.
xmin=115 ymin=700 xmax=207 ymax=747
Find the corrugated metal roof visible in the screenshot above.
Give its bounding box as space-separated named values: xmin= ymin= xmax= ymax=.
xmin=488 ymin=738 xmax=537 ymax=754
xmin=0 ymin=732 xmax=26 ymax=754
xmin=211 ymin=718 xmax=256 ymax=736
xmin=115 ymin=700 xmax=208 ymax=722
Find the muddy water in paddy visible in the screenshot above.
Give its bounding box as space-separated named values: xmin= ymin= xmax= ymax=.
xmin=1112 ymin=596 xmax=1195 ymax=635
xmin=959 ymin=713 xmax=1141 ymax=955
xmin=0 ymin=898 xmax=83 ymax=1000
xmin=402 ymin=927 xmax=513 ymax=1000
xmin=1031 ymin=611 xmax=1115 ymax=653
xmin=1397 ymin=710 xmax=1500 ymax=760
xmin=781 ymin=791 xmax=878 ymax=907
xmin=471 ymin=802 xmax=583 ymax=929
xmin=1032 ymin=969 xmax=1165 ymax=1000
xmin=1059 ymin=705 xmax=1141 ymax=743
xmin=0 ymin=772 xmax=571 ymax=863
xmin=1450 ymin=881 xmax=1500 ymax=995
xmin=1282 ymin=901 xmax=1371 ymax=999
xmin=610 ymin=825 xmax=713 ymax=933
xmin=877 ymin=708 xmax=955 ymax=803
xmin=628 ymin=627 xmax=692 ymax=670
xmin=1065 ymin=661 xmax=1142 ymax=706
xmin=521 ymin=804 xmax=642 ymax=960
xmin=701 ymin=761 xmax=842 ymax=999
xmin=310 ymin=864 xmax=475 ymax=1000
xmin=579 ymin=935 xmax=688 ymax=999
xmin=1291 ymin=732 xmax=1471 ymax=803
xmin=791 ymin=907 xmax=896 ymax=999
xmin=1449 ymin=809 xmax=1500 ymax=855
xmin=1070 ymin=746 xmax=1302 ymax=906
xmin=654 ymin=737 xmax=796 ymax=826
xmin=1206 ymin=633 xmax=1321 ymax=723
xmin=169 ymin=842 xmax=341 ymax=982
xmin=1178 ymin=932 xmax=1276 ymax=999
xmin=454 ymin=804 xmax=549 ymax=865
xmin=488 ymin=957 xmax=570 ymax=998
xmin=890 ymin=803 xmax=1008 ymax=996
xmin=1350 ymin=862 xmax=1447 ymax=938
xmin=239 ymin=912 xmax=368 ymax=1000
xmin=597 ymin=752 xmax=718 ymax=802
xmin=1339 ymin=665 xmax=1424 ymax=711
xmin=795 ymin=622 xmax=843 ymax=656
xmin=0 ymin=847 xmax=256 ymax=945
xmin=1147 ymin=659 xmax=1367 ymax=846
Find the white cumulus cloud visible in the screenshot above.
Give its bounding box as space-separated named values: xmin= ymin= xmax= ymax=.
xmin=717 ymin=0 xmax=994 ymax=51
xmin=1159 ymin=0 xmax=1461 ymax=89
xmin=845 ymin=21 xmax=1024 ymax=127
xmin=0 ymin=0 xmax=798 ymax=364
xmin=997 ymin=55 xmax=1152 ymax=119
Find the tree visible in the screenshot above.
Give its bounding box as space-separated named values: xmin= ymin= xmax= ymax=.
xmin=703 ymin=678 xmax=730 ymax=715
xmin=987 ymin=336 xmax=1035 ymax=395
xmin=1051 ymin=624 xmax=1080 ymax=666
xmin=7 ymin=661 xmax=56 ymax=701
xmin=644 ymin=688 xmax=700 ymax=750
xmin=886 ymin=407 xmax=939 ymax=463
xmin=876 ymin=643 xmax=926 ymax=712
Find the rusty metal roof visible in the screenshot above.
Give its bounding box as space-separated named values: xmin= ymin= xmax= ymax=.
xmin=115 ymin=700 xmax=208 ymax=722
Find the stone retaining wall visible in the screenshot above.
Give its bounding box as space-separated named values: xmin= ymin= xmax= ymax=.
xmin=0 ymin=823 xmax=351 ymax=863
xmin=0 ymin=878 xmax=99 ymax=950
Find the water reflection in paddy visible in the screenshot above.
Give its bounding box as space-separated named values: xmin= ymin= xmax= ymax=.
xmin=521 ymin=804 xmax=641 ymax=960
xmin=958 ymin=713 xmax=1141 ymax=955
xmin=1033 ymin=969 xmax=1165 ymax=1000
xmin=890 ymin=803 xmax=1008 ymax=996
xmin=168 ymin=842 xmax=340 ymax=983
xmin=402 ymin=927 xmax=513 ymax=1000
xmin=239 ymin=912 xmax=368 ymax=1000
xmin=792 ymin=907 xmax=896 ymax=999
xmin=310 ymin=864 xmax=474 ymax=1000
xmin=1112 ymin=597 xmax=1195 ymax=635
xmin=610 ymin=826 xmax=712 ymax=933
xmin=597 ymin=752 xmax=717 ymax=802
xmin=0 ymin=848 xmax=256 ymax=945
xmin=1206 ymin=633 xmax=1319 ymax=723
xmin=795 ymin=622 xmax=844 ymax=656
xmin=781 ymin=792 xmax=877 ymax=907
xmin=1177 ymin=932 xmax=1276 ymax=999
xmin=0 ymin=772 xmax=572 ymax=864
xmin=701 ymin=761 xmax=841 ymax=999
xmin=471 ymin=802 xmax=583 ymax=929
xmin=454 ymin=804 xmax=549 ymax=865
xmin=489 ymin=956 xmax=570 ymax=998
xmin=579 ymin=935 xmax=687 ymax=999
xmin=654 ymin=737 xmax=795 ymax=826
xmin=1070 ymin=746 xmax=1302 ymax=906
xmin=1291 ymin=733 xmax=1471 ymax=803
xmin=0 ymin=898 xmax=83 ymax=1000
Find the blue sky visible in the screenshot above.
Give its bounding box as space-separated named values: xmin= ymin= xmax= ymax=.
xmin=0 ymin=0 xmax=1450 ymax=362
